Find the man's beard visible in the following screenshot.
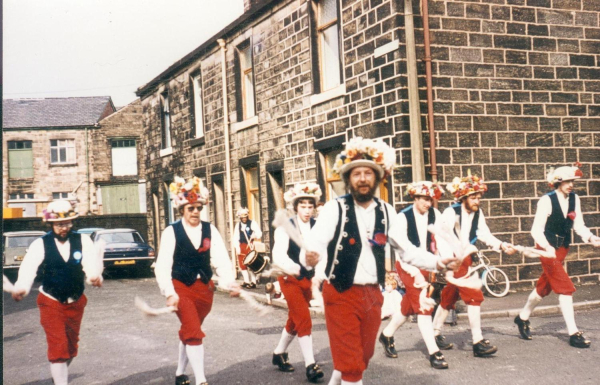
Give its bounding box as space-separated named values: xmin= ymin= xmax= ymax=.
xmin=53 ymin=232 xmax=70 ymax=242
xmin=351 ymin=184 xmax=377 ymax=203
xmin=465 ymin=201 xmax=479 ymax=212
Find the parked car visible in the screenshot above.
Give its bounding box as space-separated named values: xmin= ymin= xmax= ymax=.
xmin=91 ymin=229 xmax=155 ymax=272
xmin=76 ymin=227 xmax=105 ymax=235
xmin=3 ymin=231 xmax=46 ymax=270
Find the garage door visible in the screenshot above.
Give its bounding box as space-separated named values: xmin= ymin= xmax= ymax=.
xmin=101 ymin=184 xmax=140 ymax=214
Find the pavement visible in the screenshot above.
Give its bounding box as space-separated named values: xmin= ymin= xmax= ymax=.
xmin=227 ymin=278 xmax=600 ymax=320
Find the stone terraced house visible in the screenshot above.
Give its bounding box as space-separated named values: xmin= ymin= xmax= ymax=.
xmin=136 ymin=0 xmax=599 ymax=289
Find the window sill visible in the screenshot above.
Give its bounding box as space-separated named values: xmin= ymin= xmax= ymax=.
xmin=374 ymin=39 xmax=399 ymax=58
xmin=159 ymin=147 xmax=173 ymax=157
xmin=230 ymin=115 xmax=258 ymax=132
xmin=7 ymin=176 xmax=34 ymax=181
xmin=310 ymin=84 xmax=346 ymax=107
xmin=49 ymin=163 xmax=77 ymax=167
xmin=190 ymin=136 xmax=205 ymax=147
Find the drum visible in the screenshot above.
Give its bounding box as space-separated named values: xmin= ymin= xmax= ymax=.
xmin=243 ymin=250 xmax=268 ymax=274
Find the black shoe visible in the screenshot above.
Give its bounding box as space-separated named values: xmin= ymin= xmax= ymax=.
xmin=175 ymin=374 xmax=191 ymax=385
xmin=306 ymin=363 xmax=324 ymax=383
xmin=272 ymin=352 xmax=295 ymax=372
xmin=379 ymin=334 xmax=398 ymax=358
xmin=514 ymin=315 xmax=532 ymax=340
xmin=429 ymin=351 xmax=449 ymax=369
xmin=250 ymin=282 xmax=257 ymax=289
xmin=569 ymin=332 xmax=591 ymax=348
xmin=473 ymin=339 xmax=497 ymax=357
xmin=241 ymin=282 xmax=252 ymax=289
xmin=435 ymin=335 xmax=454 ymax=350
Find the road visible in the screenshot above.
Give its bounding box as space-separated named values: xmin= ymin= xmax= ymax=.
xmin=3 ymin=274 xmax=599 ymax=385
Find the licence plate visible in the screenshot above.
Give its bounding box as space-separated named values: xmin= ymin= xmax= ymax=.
xmin=114 ymin=260 xmax=135 ymax=265
xmin=14 ymin=255 xmax=24 ymax=261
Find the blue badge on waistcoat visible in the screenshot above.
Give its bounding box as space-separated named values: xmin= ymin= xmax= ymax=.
xmin=73 ymin=251 xmax=82 ymax=263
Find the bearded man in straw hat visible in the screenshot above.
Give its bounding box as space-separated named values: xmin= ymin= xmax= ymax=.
xmin=155 ymin=176 xmax=240 ymax=385
xmin=233 ymin=207 xmax=263 ymax=288
xmin=270 ymin=182 xmax=325 ymax=383
xmin=432 ymin=173 xmax=517 ymax=358
xmin=379 ymin=181 xmax=450 ymax=370
xmin=514 ymin=164 xmax=600 ymax=348
xmin=11 ymin=200 xmax=103 ymax=385
xmin=302 ymin=137 xmax=457 ymax=385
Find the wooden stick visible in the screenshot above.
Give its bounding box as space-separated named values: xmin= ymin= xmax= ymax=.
xmin=514 ymin=245 xmax=556 ymax=258
xmin=272 ymin=210 xmax=304 ymax=248
xmin=239 ymin=290 xmax=272 ymax=317
xmin=134 ymin=296 xmax=177 ymax=316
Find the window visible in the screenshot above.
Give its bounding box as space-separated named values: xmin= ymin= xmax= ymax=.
xmin=52 ymin=192 xmax=71 ymax=200
xmin=8 ymin=140 xmax=33 ymax=178
xmin=163 ymin=182 xmax=176 ymax=225
xmin=191 ymin=74 xmax=205 ymax=139
xmin=111 ymin=139 xmax=138 ymax=176
xmin=50 ymin=139 xmax=76 ymax=164
xmin=160 ymin=92 xmax=172 ymax=149
xmin=236 ymin=41 xmax=255 ymax=120
xmin=245 ymin=167 xmax=261 ymax=223
xmin=8 ymin=193 xmax=34 ymax=200
xmin=314 ymin=0 xmax=342 ymax=92
xmin=212 ymin=178 xmax=227 ymax=239
xmin=324 ymin=151 xmax=346 ymax=200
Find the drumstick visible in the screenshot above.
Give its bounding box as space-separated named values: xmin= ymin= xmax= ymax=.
xmin=427 ymin=224 xmax=464 ymax=261
xmin=514 ymin=245 xmax=556 ymax=258
xmin=3 ymin=275 xmax=15 ymax=294
xmin=134 ymin=296 xmax=177 ymax=316
xmin=272 ymin=210 xmax=305 ymax=248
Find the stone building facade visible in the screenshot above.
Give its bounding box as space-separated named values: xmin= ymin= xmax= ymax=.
xmin=137 ymin=0 xmax=599 ymax=289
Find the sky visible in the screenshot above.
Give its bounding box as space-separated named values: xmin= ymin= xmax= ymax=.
xmin=3 ymin=0 xmax=244 ymax=107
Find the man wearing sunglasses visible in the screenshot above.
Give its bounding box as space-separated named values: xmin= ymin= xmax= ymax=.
xmin=12 ymin=200 xmax=103 ymax=385
xmin=155 ymin=176 xmax=240 ymax=385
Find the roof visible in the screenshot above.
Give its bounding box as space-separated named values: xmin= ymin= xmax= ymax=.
xmin=2 ymin=96 xmax=116 ymax=129
xmin=136 ymin=0 xmax=278 ymax=97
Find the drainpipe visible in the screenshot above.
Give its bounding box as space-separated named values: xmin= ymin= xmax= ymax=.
xmin=85 ymin=126 xmax=92 ymax=215
xmin=404 ymin=0 xmax=426 ymax=183
xmin=218 ymin=38 xmax=237 ymax=278
xmin=421 ymin=0 xmax=438 ymax=183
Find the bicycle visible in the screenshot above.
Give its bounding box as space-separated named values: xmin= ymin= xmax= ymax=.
xmin=469 ymin=252 xmax=510 ymax=298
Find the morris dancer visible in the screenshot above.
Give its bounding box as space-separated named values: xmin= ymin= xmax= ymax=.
xmin=432 ymin=173 xmax=517 ymax=357
xmin=514 ymin=165 xmax=600 ymax=348
xmin=11 ymin=200 xmax=103 ymax=385
xmin=233 ymin=208 xmax=263 ymax=288
xmin=302 ymin=137 xmax=456 ymax=385
xmin=379 ymin=181 xmax=449 ymax=369
xmin=271 ymin=182 xmax=324 ymax=383
xmin=156 ymin=176 xmax=240 ymax=385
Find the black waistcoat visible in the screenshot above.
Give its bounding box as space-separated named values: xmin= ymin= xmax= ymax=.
xmin=402 ymin=205 xmax=436 ymax=252
xmin=238 ymin=220 xmax=253 ymax=244
xmin=452 ymin=203 xmax=479 ymax=244
xmin=171 ymin=221 xmax=213 ymax=286
xmin=544 ymin=191 xmax=576 ymax=248
xmin=325 ymin=194 xmax=389 ymax=293
xmin=288 ymin=217 xmax=316 ymax=280
xmin=41 ymin=232 xmax=85 ymax=303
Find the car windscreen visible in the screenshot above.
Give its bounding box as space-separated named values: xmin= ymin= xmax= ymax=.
xmin=7 ymin=236 xmax=41 ymax=248
xmin=97 ymin=232 xmax=143 ymax=244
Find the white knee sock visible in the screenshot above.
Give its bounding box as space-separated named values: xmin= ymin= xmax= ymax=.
xmin=176 ymin=341 xmax=189 ymax=376
xmin=341 ymin=380 xmax=362 ymax=385
xmin=298 ymin=335 xmax=316 ymax=366
xmin=432 ymin=307 xmax=449 ymax=336
xmin=382 ymin=311 xmax=407 ymax=337
xmin=185 ymin=344 xmax=206 ymax=385
xmin=274 ymin=328 xmax=295 ymax=354
xmin=467 ymin=305 xmax=483 ymax=344
xmin=241 ymin=270 xmax=250 ymax=283
xmin=519 ymin=290 xmax=543 ymax=321
xmin=249 ymin=270 xmax=257 ymax=284
xmin=417 ymin=315 xmax=439 ymax=355
xmin=50 ymin=363 xmax=68 ymax=385
xmin=559 ymin=295 xmax=578 ymax=335
xmin=328 ymin=370 xmax=342 ymax=385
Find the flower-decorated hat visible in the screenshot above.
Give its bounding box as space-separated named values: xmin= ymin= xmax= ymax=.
xmin=169 ymin=176 xmax=209 ymax=208
xmin=547 ymin=163 xmax=583 ymax=186
xmin=446 ymin=171 xmax=487 ymax=200
xmin=43 ymin=200 xmax=79 ymax=222
xmin=332 ymin=137 xmax=396 ymax=179
xmin=406 ymin=181 xmax=445 ymax=200
xmin=236 ymin=207 xmax=249 ymax=217
xmin=284 ymin=182 xmax=322 ymax=205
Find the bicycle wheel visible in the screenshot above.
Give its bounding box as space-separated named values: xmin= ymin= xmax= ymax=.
xmin=482 ymin=267 xmax=510 ymax=298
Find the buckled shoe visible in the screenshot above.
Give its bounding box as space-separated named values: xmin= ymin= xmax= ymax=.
xmin=429 ymin=351 xmax=449 ymax=369
xmin=379 ymin=334 xmax=398 ymax=358
xmin=435 ymin=335 xmax=454 ymax=350
xmin=569 ymin=332 xmax=591 ymax=348
xmin=175 ymin=374 xmax=191 ymax=385
xmin=473 ymin=339 xmax=497 ymax=357
xmin=514 ymin=315 xmax=532 ymax=340
xmin=306 ymin=363 xmax=324 ymax=383
xmin=272 ymin=352 xmax=295 ymax=372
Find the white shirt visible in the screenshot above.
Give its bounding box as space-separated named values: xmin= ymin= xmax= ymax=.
xmin=14 ymin=233 xmax=103 ymax=303
xmin=155 ymin=219 xmax=235 ymax=298
xmin=441 ymin=204 xmax=503 ymax=251
xmin=531 ymin=192 xmax=593 ymax=249
xmin=272 ymin=215 xmax=311 ymax=276
xmin=232 ymin=219 xmax=263 ymax=254
xmin=302 ymin=198 xmax=440 ymax=286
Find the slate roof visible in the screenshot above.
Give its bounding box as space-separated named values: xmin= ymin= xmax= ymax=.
xmin=2 ymin=96 xmax=115 ymax=129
